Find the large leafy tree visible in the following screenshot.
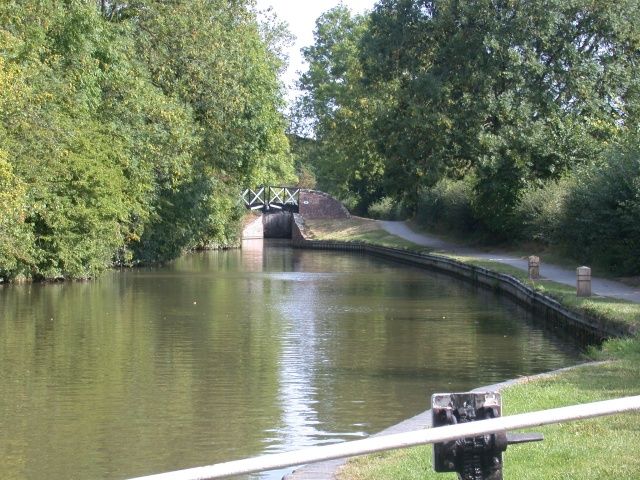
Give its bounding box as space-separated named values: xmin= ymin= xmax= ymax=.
xmin=129 ymin=0 xmax=295 ymax=259
xmin=0 ymin=1 xmax=136 ymax=278
xmin=297 ymin=6 xmax=386 ymax=211
xmin=0 ymin=0 xmax=294 ymax=280
xmin=0 ymin=37 xmax=34 ymax=279
xmin=132 ymin=0 xmax=293 ymax=185
xmin=362 ymin=0 xmax=640 ymax=231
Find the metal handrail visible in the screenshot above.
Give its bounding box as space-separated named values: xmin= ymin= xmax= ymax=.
xmin=125 ymin=395 xmax=640 ymax=480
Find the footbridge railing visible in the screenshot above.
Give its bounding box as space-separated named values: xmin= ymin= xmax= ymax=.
xmin=241 ymin=186 xmax=300 ymax=212
xmin=125 ymin=394 xmax=640 ymax=480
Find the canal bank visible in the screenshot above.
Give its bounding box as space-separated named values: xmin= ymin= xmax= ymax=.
xmin=334 ymin=343 xmax=640 ymax=480
xmin=286 ymin=215 xmax=640 ymax=480
xmin=291 ymin=215 xmax=637 ymax=340
xmin=283 ymin=363 xmax=602 ymax=480
xmin=379 ymin=220 xmax=640 ymax=304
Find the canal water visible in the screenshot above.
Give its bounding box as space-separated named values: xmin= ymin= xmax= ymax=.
xmin=0 ymin=240 xmax=584 ymax=480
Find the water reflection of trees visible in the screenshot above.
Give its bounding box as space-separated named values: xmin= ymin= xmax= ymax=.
xmin=288 ymin=252 xmax=584 ymax=436
xmin=0 ymin=248 xmax=583 ymax=479
xmin=0 ymin=263 xmax=283 ymax=479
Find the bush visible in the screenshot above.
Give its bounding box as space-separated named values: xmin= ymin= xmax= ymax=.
xmin=0 ymin=151 xmax=33 ymax=280
xmin=415 ymin=177 xmax=477 ymax=233
xmin=336 ymin=193 xmax=359 ymax=215
xmin=367 ymin=196 xmax=394 ymax=219
xmin=516 ymin=179 xmax=570 ymax=245
xmin=557 ymin=137 xmax=640 ymax=274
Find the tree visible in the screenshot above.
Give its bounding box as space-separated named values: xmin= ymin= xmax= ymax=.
xmin=361 ymin=0 xmax=640 ymax=232
xmin=130 ymin=0 xmax=294 ymax=256
xmin=297 ymin=6 xmax=386 ymax=211
xmin=0 ymin=41 xmax=35 ymax=278
xmin=0 ymin=150 xmax=32 ymax=279
xmin=133 ymin=0 xmax=293 ymax=185
xmin=0 ymin=0 xmax=295 ymax=280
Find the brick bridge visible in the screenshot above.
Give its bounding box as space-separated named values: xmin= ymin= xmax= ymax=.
xmin=241 ymin=188 xmax=350 ymax=239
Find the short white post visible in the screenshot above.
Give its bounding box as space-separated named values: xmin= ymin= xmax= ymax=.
xmin=576 ymin=266 xmax=592 ymax=297
xmin=528 ymin=256 xmax=540 ymax=280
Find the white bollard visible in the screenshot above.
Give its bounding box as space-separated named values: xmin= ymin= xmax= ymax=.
xmin=577 ymin=266 xmax=592 ymax=297
xmin=528 ymin=256 xmax=540 ymax=280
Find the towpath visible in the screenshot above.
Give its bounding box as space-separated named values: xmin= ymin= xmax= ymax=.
xmin=379 ymin=220 xmax=640 ymax=303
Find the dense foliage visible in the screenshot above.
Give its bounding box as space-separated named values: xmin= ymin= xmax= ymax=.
xmin=296 ymin=0 xmax=640 ymax=273
xmin=0 ymin=0 xmax=294 ymax=281
xmin=296 ymin=7 xmax=386 ymax=211
xmin=555 ymin=136 xmax=640 ymax=273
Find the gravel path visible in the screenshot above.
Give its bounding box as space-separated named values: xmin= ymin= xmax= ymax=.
xmin=379 ymin=220 xmax=640 ymax=303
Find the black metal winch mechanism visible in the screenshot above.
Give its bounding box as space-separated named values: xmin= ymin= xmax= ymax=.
xmin=432 ymin=392 xmax=544 ymax=480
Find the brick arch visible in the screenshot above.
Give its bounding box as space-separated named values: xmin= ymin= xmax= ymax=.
xmin=298 ymin=190 xmax=350 ymax=219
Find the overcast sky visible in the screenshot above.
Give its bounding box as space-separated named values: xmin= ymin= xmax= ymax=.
xmin=255 ymin=0 xmax=378 ymax=106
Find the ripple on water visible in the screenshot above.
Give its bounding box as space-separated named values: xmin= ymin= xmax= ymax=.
xmin=0 ymin=248 xmax=586 ymax=480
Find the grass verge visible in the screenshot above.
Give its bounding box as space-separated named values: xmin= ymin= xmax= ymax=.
xmin=339 ymin=339 xmax=640 ymax=480
xmin=302 ymin=217 xmax=640 ymax=479
xmin=303 ymin=218 xmax=640 ymax=330
xmin=456 ymin=257 xmax=640 ymax=330
xmin=406 ymin=220 xmax=640 ymax=283
xmin=302 ymin=217 xmax=422 ymax=250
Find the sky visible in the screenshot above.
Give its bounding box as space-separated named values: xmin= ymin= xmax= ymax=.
xmin=255 ymin=0 xmax=378 ymax=106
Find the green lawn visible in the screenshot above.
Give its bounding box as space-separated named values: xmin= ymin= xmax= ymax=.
xmin=302 ymin=217 xmax=423 ymax=250
xmin=339 ymin=339 xmax=640 ymax=480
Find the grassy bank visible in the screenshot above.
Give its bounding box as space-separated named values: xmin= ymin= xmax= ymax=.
xmin=302 ymin=218 xmax=640 ymax=331
xmin=302 ymin=217 xmax=420 ymax=250
xmin=339 ymin=339 xmax=640 ymax=480
xmin=454 ymin=257 xmax=640 ymax=332
xmin=301 ymin=217 xmax=640 ymax=479
xmin=407 ymin=219 xmax=640 ymax=284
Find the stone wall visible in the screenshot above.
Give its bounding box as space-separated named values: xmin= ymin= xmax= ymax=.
xmin=242 ymin=213 xmax=264 ymax=239
xmin=298 ymin=190 xmax=350 ymax=219
xmin=292 ymin=214 xmax=306 ymax=244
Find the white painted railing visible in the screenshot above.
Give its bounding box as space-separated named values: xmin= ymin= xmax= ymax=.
xmin=125 ymin=395 xmax=640 ymax=480
xmin=241 ymin=186 xmax=300 ymax=210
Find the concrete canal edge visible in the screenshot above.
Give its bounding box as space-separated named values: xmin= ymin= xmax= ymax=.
xmin=283 ymin=362 xmax=605 ymax=480
xmin=291 ymin=214 xmax=635 ymax=341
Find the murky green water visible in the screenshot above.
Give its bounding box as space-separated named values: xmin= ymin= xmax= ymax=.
xmin=0 ymin=240 xmax=583 ymax=480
